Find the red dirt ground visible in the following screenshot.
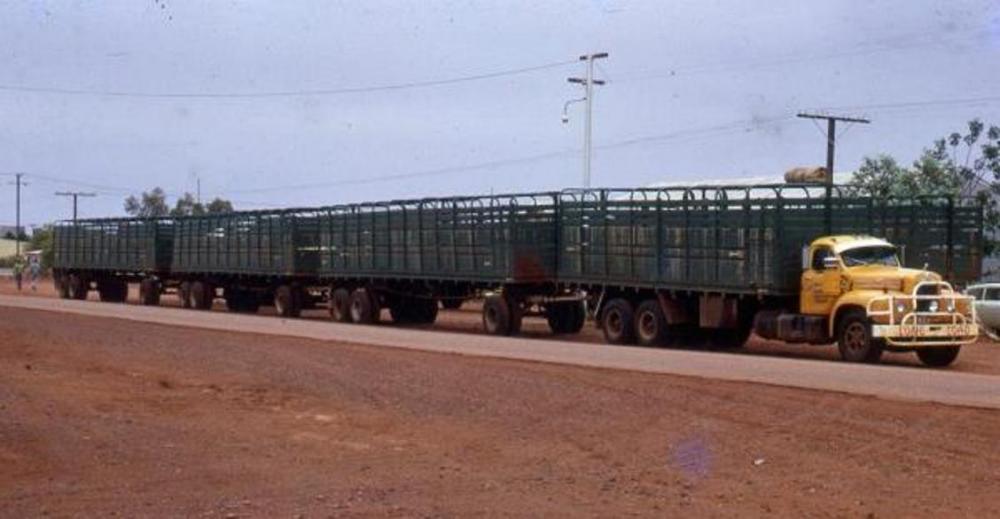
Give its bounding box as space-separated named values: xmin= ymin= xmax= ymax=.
xmin=1 ymin=306 xmax=999 ymax=517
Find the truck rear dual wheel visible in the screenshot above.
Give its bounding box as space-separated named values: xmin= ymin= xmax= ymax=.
xmin=916 ymin=347 xmax=961 ymax=367
xmin=483 ymin=294 xmax=523 ymax=336
xmin=634 ymin=300 xmax=668 ymax=347
xmin=546 ymin=301 xmax=586 ymax=335
xmin=139 ymin=278 xmax=161 ymax=306
xmin=836 ymin=309 xmax=884 ymax=363
xmin=602 ymin=299 xmax=636 ymax=345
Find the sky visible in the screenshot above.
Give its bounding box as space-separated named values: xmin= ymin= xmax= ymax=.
xmin=1 ymin=0 xmax=999 ymax=227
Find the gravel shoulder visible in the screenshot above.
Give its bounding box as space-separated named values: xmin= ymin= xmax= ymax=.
xmin=1 ymin=307 xmax=999 ymax=517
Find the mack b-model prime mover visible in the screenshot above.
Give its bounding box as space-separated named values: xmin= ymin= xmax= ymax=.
xmin=52 ymin=181 xmax=983 ymax=367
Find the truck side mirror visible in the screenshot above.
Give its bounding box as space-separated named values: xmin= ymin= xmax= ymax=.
xmin=822 ymin=256 xmax=840 ymax=270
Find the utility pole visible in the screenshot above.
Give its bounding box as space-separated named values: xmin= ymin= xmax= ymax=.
xmin=55 ymin=191 xmax=97 ymax=221
xmin=3 ymin=173 xmax=27 ymax=257
xmin=797 ymin=112 xmax=870 ymax=233
xmin=567 ymin=52 xmax=608 ymax=188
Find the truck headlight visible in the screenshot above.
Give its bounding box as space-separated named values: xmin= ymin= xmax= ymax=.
xmin=947 ymin=300 xmax=956 ymax=312
xmin=928 ymin=301 xmax=939 ymax=313
xmin=895 ymin=302 xmax=907 ymax=314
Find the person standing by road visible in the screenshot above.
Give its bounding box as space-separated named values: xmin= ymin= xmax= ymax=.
xmin=12 ymin=257 xmax=24 ymax=292
xmin=29 ymin=256 xmax=40 ymax=292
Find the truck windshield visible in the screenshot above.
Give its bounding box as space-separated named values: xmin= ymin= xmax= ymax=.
xmin=840 ymin=246 xmax=899 ymax=267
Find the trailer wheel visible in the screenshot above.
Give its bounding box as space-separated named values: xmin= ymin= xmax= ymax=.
xmin=55 ymin=274 xmax=70 ymax=299
xmin=916 ymin=346 xmax=960 ymax=367
xmin=482 ymin=294 xmax=512 ymax=335
xmin=225 ymin=288 xmax=248 ymax=312
xmin=139 ymin=279 xmax=161 ymax=306
xmin=836 ymin=309 xmax=883 ymax=363
xmin=274 ymin=285 xmax=301 ymax=318
xmin=417 ymin=298 xmax=439 ymax=324
xmin=601 ymin=299 xmax=636 ymax=345
xmin=178 ymin=281 xmax=192 ymax=308
xmin=329 ymin=287 xmax=351 ymax=322
xmin=68 ymin=274 xmax=88 ymax=300
xmin=348 ymin=288 xmax=379 ymax=324
xmin=190 ymin=281 xmax=214 ymax=310
xmin=634 ymin=300 xmax=668 ymax=347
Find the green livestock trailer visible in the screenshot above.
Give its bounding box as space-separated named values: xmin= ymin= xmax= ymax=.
xmin=50 ymin=184 xmax=984 ymax=365
xmin=52 ymin=217 xmax=173 ymax=301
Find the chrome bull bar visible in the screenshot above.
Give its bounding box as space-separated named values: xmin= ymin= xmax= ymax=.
xmin=865 ymin=281 xmax=978 ymax=347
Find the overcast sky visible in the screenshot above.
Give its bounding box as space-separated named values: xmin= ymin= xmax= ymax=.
xmin=1 ymin=0 xmax=999 ymax=226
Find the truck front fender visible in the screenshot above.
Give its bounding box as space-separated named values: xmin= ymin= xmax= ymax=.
xmin=829 ymin=290 xmax=892 ymax=336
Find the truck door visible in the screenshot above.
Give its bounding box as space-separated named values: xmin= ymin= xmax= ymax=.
xmin=800 ymin=245 xmax=842 ymax=315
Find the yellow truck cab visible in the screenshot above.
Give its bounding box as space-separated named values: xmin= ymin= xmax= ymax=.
xmin=801 ymin=235 xmax=978 ymax=366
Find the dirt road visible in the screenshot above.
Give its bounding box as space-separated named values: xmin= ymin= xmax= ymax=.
xmin=2 ymin=307 xmax=999 ymax=517
xmin=2 ymin=293 xmax=999 ymax=410
xmin=4 ymin=278 xmax=1000 ymax=377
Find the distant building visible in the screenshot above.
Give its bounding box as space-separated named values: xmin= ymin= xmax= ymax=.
xmin=0 ymin=225 xmax=25 ymax=239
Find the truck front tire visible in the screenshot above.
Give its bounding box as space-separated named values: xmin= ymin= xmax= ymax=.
xmin=916 ymin=346 xmax=960 ymax=367
xmin=836 ymin=309 xmax=883 ymax=363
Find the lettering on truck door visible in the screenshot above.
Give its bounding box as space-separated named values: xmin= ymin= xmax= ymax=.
xmin=800 ymin=245 xmax=840 ymax=315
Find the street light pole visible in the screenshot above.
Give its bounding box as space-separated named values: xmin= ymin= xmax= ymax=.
xmin=566 ymin=52 xmax=608 ymax=188
xmin=55 ymin=191 xmax=97 ymax=221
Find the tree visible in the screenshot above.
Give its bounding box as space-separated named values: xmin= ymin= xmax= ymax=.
xmin=205 ymin=198 xmax=234 ymax=214
xmin=850 ymin=118 xmax=1000 ymax=251
xmin=124 ymin=188 xmax=170 ymax=217
xmin=125 ymin=188 xmax=235 ymax=217
xmin=171 ymin=193 xmax=205 ymax=217
xmin=28 ymin=226 xmax=53 ymax=270
xmin=169 ymin=193 xmax=234 ymax=216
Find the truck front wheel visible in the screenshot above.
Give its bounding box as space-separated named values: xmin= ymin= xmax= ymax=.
xmin=916 ymin=347 xmax=960 ymax=368
xmin=836 ymin=309 xmax=883 ymax=363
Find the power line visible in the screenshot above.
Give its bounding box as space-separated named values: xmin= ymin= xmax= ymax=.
xmin=213 ymin=116 xmax=793 ymax=195
xmin=616 ymin=28 xmax=991 ymax=83
xmin=0 ymin=59 xmax=577 ymax=99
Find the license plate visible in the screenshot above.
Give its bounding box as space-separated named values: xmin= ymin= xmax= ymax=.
xmin=872 ymin=324 xmax=978 ymax=338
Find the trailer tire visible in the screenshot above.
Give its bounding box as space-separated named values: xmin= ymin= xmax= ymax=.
xmin=178 ymin=281 xmax=192 ymax=308
xmin=348 ymin=288 xmax=379 ymax=324
xmin=190 ymin=281 xmax=214 ymax=311
xmin=330 ymin=287 xmax=351 ymax=322
xmin=415 ymin=298 xmax=439 ymax=324
xmin=601 ymin=298 xmax=636 ymax=345
xmin=274 ymin=284 xmax=301 ymax=318
xmin=140 ymin=279 xmax=161 ymax=306
xmin=836 ymin=309 xmax=883 ymax=363
xmin=634 ymin=300 xmax=668 ymax=347
xmin=916 ymin=346 xmax=960 ymax=367
xmin=68 ymin=274 xmax=88 ymax=300
xmin=55 ymin=274 xmax=70 ymax=299
xmin=483 ymin=294 xmax=513 ymax=335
